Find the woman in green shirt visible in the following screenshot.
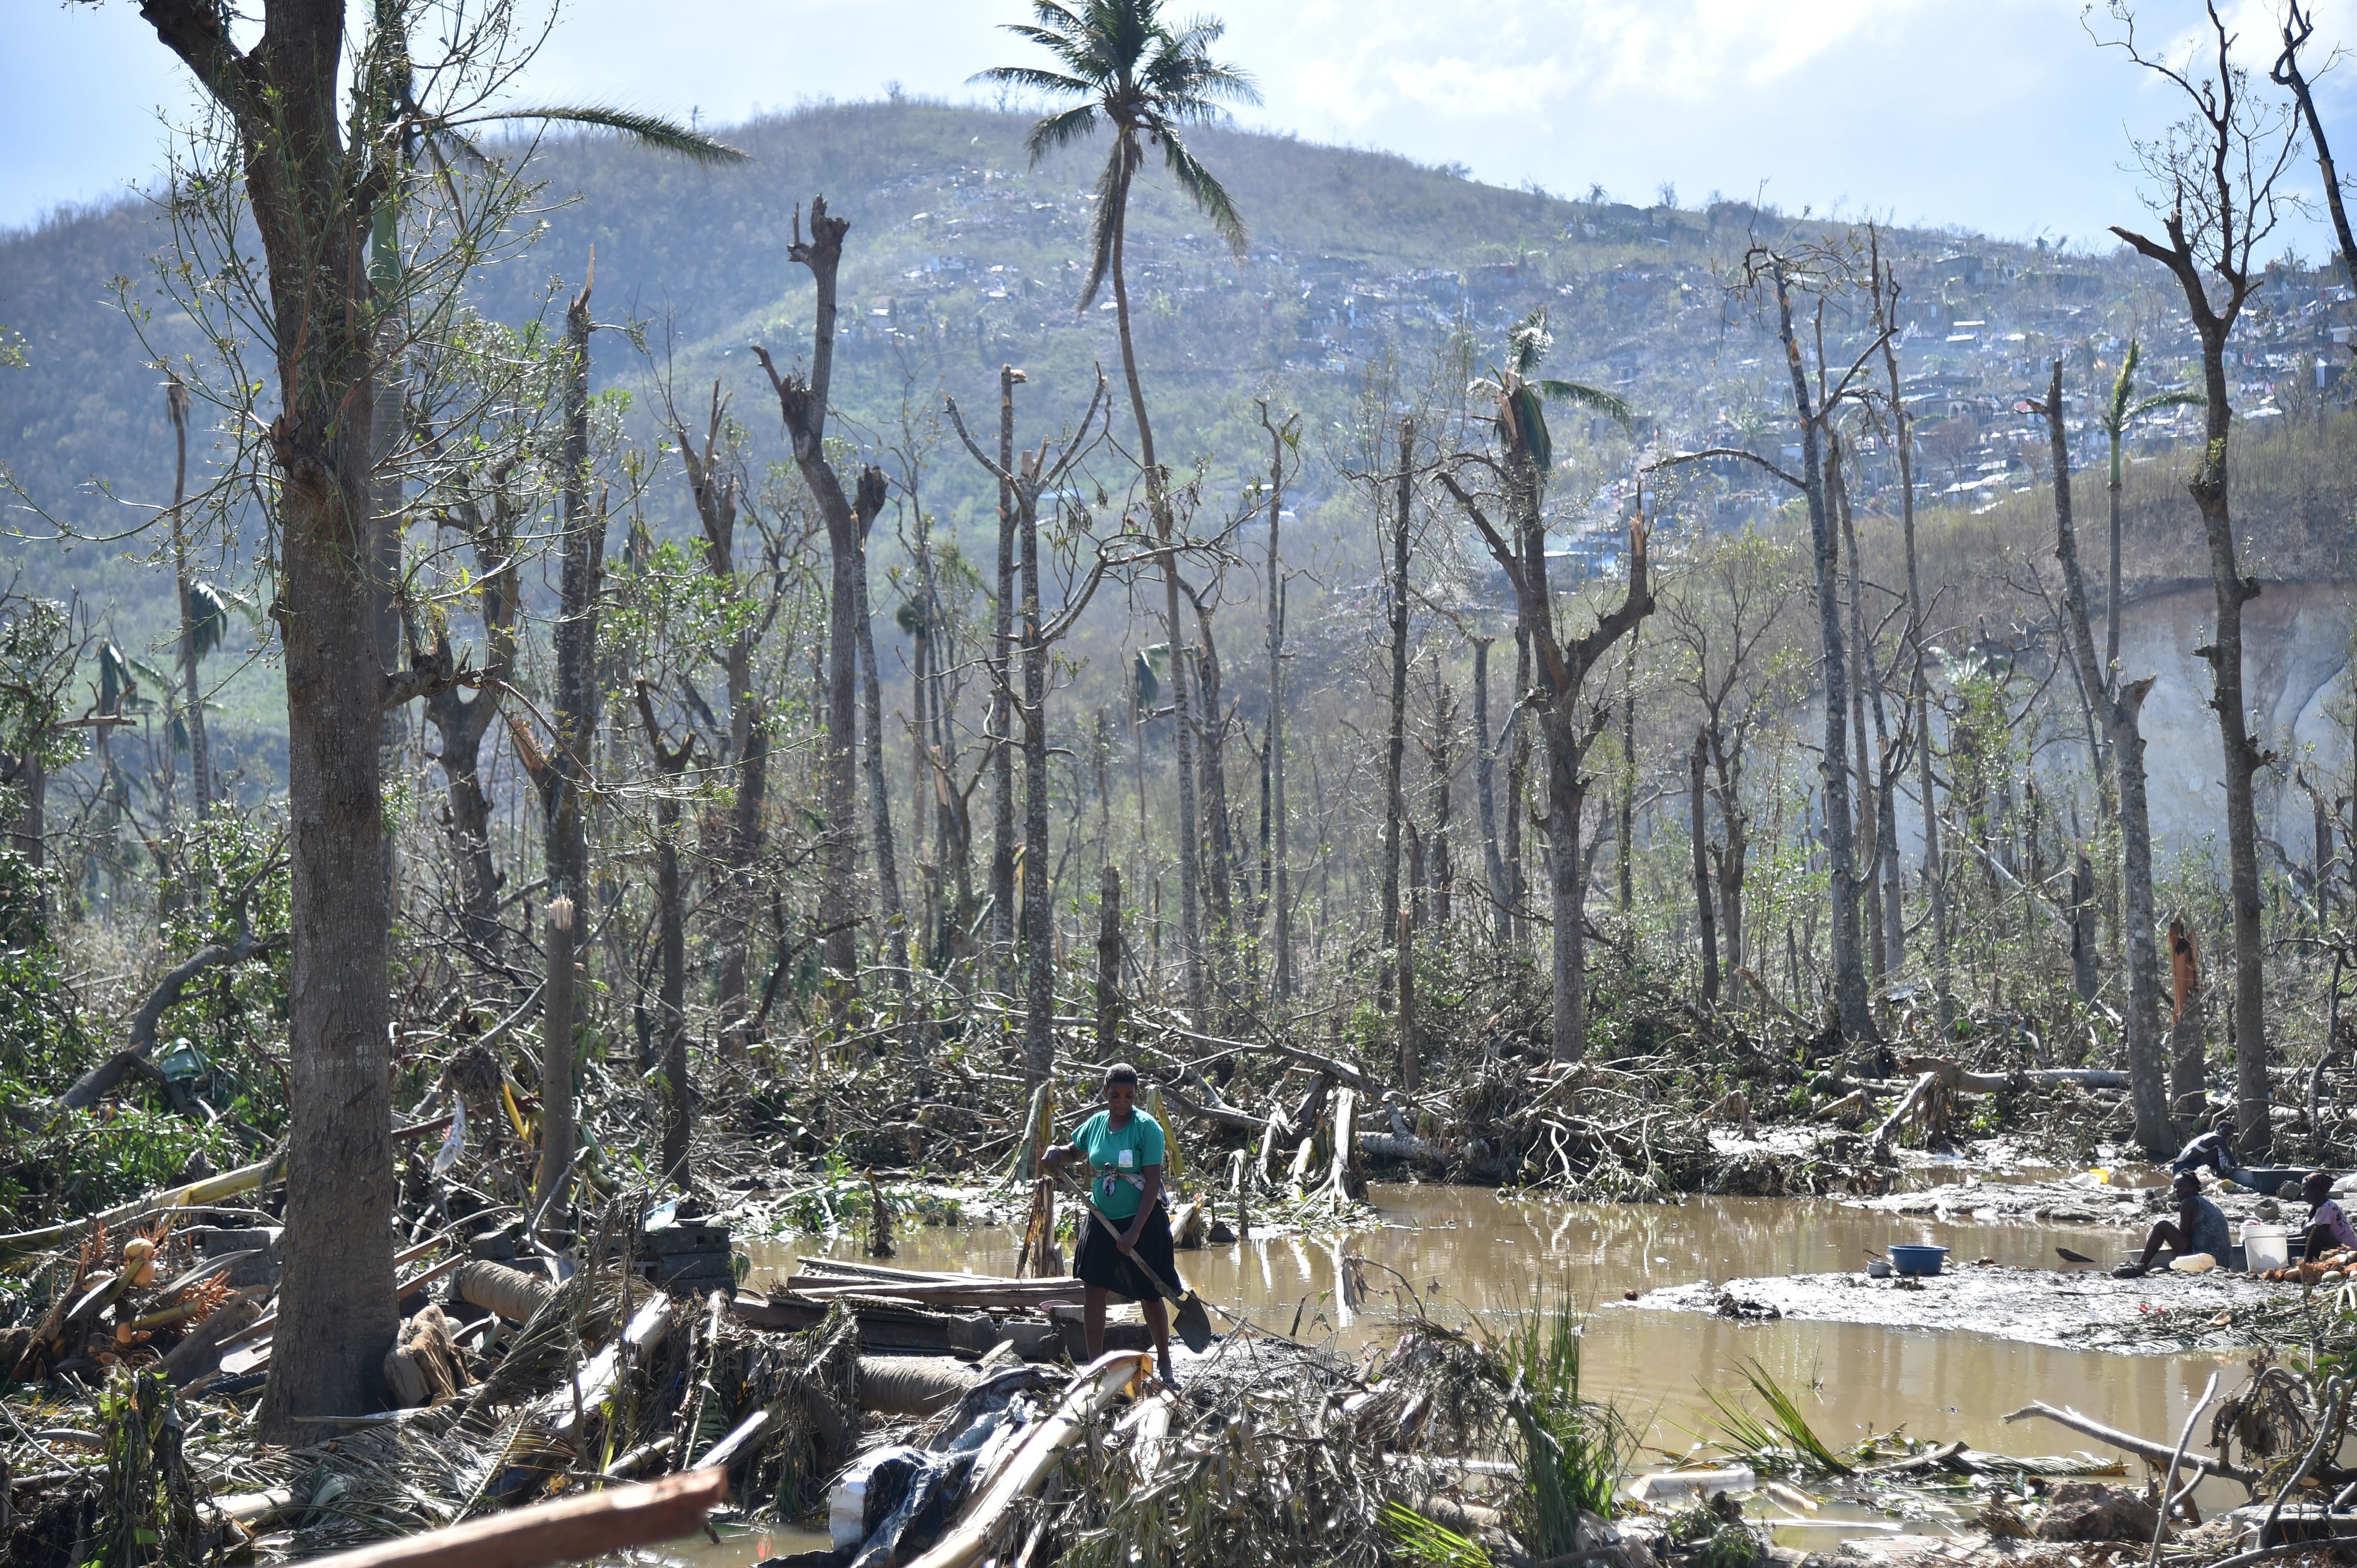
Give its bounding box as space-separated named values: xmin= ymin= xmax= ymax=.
xmin=1041 ymin=1061 xmax=1178 ymax=1385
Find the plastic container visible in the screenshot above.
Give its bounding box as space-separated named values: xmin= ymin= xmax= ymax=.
xmin=2244 ymin=1223 xmax=2290 ymax=1273
xmin=1627 ymin=1463 xmax=1757 ymax=1503
xmin=2170 ymin=1252 xmax=2218 ymax=1273
xmin=1889 ymin=1243 xmax=1949 ymax=1277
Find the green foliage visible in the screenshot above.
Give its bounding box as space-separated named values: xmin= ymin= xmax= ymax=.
xmin=1662 ymin=1503 xmax=1763 ymax=1568
xmin=1380 ymin=1500 xmax=1493 ymax=1567
xmin=1704 ymin=1359 xmax=1852 ymax=1477
xmin=1486 ymin=1287 xmax=1628 ymax=1551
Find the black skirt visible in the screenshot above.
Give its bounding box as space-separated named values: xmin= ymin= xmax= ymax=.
xmin=1073 ymin=1199 xmax=1179 ymax=1302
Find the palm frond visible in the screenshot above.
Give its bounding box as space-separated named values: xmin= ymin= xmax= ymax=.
xmin=1507 ymin=306 xmax=1553 ymax=376
xmin=2130 ymin=388 xmax=2205 ymax=416
xmin=454 ymin=105 xmax=747 ymax=164
xmin=1537 ymin=378 xmax=1637 ymax=431
xmin=1704 ymin=1359 xmax=1852 ymax=1477
xmin=1023 ymin=100 xmax=1103 ymax=165
xmin=2104 ymin=337 xmax=2144 ymax=432
xmin=1159 ymin=128 xmax=1249 ymax=254
xmin=973 ymin=63 xmax=1095 ymax=99
xmin=1381 ymin=1501 xmax=1493 ymax=1567
xmin=1077 ymin=143 xmax=1131 ymax=310
xmin=1511 ymin=384 xmax=1553 ymax=474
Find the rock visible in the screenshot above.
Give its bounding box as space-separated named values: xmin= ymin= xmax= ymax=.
xmin=2035 ymin=1483 xmax=2159 ymax=1542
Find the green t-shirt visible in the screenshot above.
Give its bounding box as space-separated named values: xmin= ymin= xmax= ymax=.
xmin=1072 ymin=1108 xmax=1166 ymax=1222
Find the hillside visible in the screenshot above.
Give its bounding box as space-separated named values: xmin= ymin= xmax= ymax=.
xmin=0 ymin=97 xmax=2347 ymax=771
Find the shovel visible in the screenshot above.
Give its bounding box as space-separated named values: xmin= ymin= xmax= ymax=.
xmin=1058 ymin=1173 xmax=1214 ymax=1353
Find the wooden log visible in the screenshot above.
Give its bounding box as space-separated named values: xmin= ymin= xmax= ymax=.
xmin=297 ymin=1468 xmax=725 ymax=1568
xmin=2003 ymin=1401 xmax=2255 ymax=1486
xmin=904 ymin=1351 xmax=1151 ymax=1568
xmin=1322 ymin=1088 xmax=1359 ymax=1208
xmin=778 ymin=1278 xmax=1075 ymax=1309
xmin=1871 ymin=1072 xmax=1940 ymax=1149
xmin=1901 ymin=1054 xmax=2130 ymax=1093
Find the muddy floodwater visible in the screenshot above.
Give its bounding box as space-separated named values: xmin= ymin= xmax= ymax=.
xmin=644 ymin=1182 xmax=2238 ymax=1565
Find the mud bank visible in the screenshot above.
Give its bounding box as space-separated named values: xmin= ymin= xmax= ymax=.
xmin=1622 ymin=1261 xmax=2288 ymax=1353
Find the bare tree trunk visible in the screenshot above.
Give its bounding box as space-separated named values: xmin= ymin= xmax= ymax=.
xmin=1772 ymin=260 xmax=1871 ymax=1043
xmin=1473 ymin=638 xmax=1506 ymax=944
xmin=753 ymin=201 xmax=888 ymax=1012
xmin=535 ymin=278 xmax=603 ymax=1218
xmin=1691 ymin=728 xmax=1720 ymax=1004
xmin=132 ymin=0 xmax=403 ymax=1439
xmin=1431 ymin=669 xmax=1456 ymax=926
xmin=1379 ymin=417 xmax=1413 ymax=1007
xmin=1831 ymin=433 xmax=1883 ymax=991
xmin=1261 ymin=406 xmax=1294 ymax=1003
xmin=165 ymin=379 xmax=212 ymax=816
xmin=990 ymin=366 xmax=1017 ymax=994
xmin=1506 ymin=629 xmax=1531 ymax=951
xmin=2042 ymin=360 xmax=2170 ymax=1153
xmin=421 ymin=482 xmax=517 ymax=958
xmin=1019 ymin=448 xmax=1052 ymax=1082
xmin=856 ymin=508 xmax=905 ymax=974
xmin=1103 ymin=197 xmax=1205 ymax=1026
xmin=1096 ymin=865 xmax=1123 ymax=1060
xmin=1397 ymin=904 xmax=1419 ymax=1094
xmin=2277 ymin=5 xmax=2357 ymax=289
xmin=2071 ymin=850 xmax=2099 ymax=1005
xmin=1191 ymin=627 xmax=1237 ymax=964
xmin=1437 ymin=458 xmax=1650 ymax=1065
xmin=633 ymin=685 xmax=693 ymax=1186
xmin=1615 ymin=635 xmax=1636 ymax=918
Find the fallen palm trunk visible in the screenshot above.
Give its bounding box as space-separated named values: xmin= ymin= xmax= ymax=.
xmin=298 ymin=1468 xmax=725 ymax=1568
xmin=453 ymin=1260 xmax=556 ymax=1323
xmin=2004 ymin=1400 xmax=2255 ymax=1487
xmin=904 ymin=1350 xmax=1151 ymax=1568
xmin=0 ymin=1151 xmax=287 ymax=1258
xmin=858 ymin=1355 xmax=978 ymax=1416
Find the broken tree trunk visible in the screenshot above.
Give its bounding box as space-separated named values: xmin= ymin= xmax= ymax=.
xmin=300 ymin=1469 xmax=725 ymax=1568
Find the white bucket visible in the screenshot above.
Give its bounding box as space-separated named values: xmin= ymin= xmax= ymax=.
xmin=2244 ymin=1223 xmax=2290 ymax=1274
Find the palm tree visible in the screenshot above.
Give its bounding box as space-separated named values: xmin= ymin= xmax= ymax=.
xmin=2094 ymin=339 xmax=2203 ymax=674
xmin=978 ymin=0 xmax=1258 ymax=1025
xmin=1441 ymin=307 xmax=1646 ymax=1064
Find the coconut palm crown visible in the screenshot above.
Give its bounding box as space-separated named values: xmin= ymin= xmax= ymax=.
xmin=976 ymin=0 xmax=1261 ymax=311
xmin=1480 ymin=306 xmax=1637 ymax=479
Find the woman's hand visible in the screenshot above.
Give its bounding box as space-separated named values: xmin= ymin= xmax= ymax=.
xmin=1117 ymin=1225 xmax=1141 ymax=1255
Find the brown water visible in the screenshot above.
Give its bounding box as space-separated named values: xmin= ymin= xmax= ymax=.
xmin=629 ymin=1184 xmax=2236 ymax=1565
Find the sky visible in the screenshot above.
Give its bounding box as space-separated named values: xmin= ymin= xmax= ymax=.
xmin=6 ymin=0 xmax=2355 ymax=258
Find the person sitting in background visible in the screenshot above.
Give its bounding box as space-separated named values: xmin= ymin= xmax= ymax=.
xmin=2116 ymin=1171 xmax=2232 ymax=1278
xmin=2301 ymin=1171 xmax=2357 ymax=1263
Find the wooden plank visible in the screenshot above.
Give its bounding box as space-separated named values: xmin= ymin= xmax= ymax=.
xmin=298 ymin=1468 xmax=725 ymax=1568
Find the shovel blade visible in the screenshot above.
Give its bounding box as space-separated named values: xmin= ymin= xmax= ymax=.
xmin=1173 ymin=1292 xmax=1213 ymax=1354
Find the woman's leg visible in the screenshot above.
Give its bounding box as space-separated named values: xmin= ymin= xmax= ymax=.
xmin=1083 ymin=1285 xmax=1110 ymax=1359
xmin=1139 ymin=1295 xmax=1173 ymax=1384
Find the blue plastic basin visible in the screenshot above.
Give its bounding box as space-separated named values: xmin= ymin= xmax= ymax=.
xmin=1889 ymin=1244 xmax=1948 ymax=1277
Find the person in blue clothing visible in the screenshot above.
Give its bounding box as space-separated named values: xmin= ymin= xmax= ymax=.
xmin=1039 ymin=1062 xmax=1178 ymax=1386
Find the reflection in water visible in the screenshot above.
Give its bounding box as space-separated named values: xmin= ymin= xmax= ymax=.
xmin=751 ymin=1184 xmax=2223 ymax=1464
xmin=632 ymin=1184 xmax=2235 ymax=1565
